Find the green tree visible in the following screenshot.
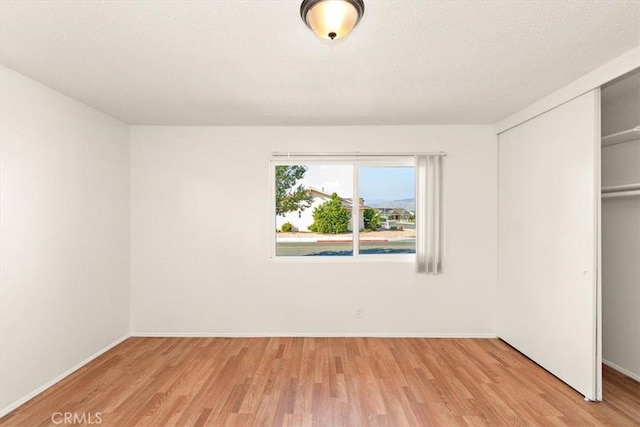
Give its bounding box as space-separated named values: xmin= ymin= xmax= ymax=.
xmin=275 ymin=165 xmax=313 ymax=216
xmin=309 ymin=193 xmax=351 ymax=234
xmin=363 ymin=208 xmax=381 ymax=231
xmin=408 ymin=213 xmax=415 ymax=222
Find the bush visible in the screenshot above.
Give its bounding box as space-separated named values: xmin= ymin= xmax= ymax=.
xmin=309 ymin=193 xmax=351 ymax=234
xmin=363 ymin=208 xmax=381 ymax=231
xmin=281 ymin=222 xmax=293 ymax=232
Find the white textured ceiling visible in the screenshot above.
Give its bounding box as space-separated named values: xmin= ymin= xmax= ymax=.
xmin=1 ymin=0 xmax=639 ymax=126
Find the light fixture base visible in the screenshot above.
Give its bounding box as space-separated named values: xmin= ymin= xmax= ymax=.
xmin=300 ymin=0 xmax=365 ymax=41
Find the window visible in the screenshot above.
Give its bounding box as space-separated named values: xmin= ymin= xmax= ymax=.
xmin=271 ymin=154 xmax=444 ymax=272
xmin=358 ymin=166 xmax=415 ymax=255
xmin=275 ymin=163 xmax=355 ymax=257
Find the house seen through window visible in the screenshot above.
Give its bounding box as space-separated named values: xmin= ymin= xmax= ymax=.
xmin=274 ymin=162 xmax=416 ymax=257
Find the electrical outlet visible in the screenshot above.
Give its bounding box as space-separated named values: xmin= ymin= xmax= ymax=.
xmin=355 ymin=305 xmax=363 ymax=319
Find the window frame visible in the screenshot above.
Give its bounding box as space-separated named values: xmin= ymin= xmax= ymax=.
xmin=269 ymin=157 xmax=416 ymax=263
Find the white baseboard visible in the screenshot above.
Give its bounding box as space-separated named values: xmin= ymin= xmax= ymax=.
xmin=130 ymin=332 xmax=498 ymax=339
xmin=603 ymin=359 xmax=640 ymax=383
xmin=0 ymin=334 xmax=130 ymax=418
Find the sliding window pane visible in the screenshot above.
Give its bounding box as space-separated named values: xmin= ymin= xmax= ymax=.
xmin=275 ymin=164 xmax=353 ymax=256
xmin=358 ymin=166 xmax=416 ymax=255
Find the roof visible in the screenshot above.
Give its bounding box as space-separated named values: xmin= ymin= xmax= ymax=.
xmin=306 ymin=188 xmax=372 ymax=210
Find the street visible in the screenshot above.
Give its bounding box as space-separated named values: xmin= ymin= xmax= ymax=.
xmin=276 ymin=239 xmax=416 ymax=256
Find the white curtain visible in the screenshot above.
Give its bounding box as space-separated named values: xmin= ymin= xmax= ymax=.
xmin=416 ymin=155 xmax=445 ymax=274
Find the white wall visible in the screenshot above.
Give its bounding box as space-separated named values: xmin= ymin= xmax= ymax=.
xmin=0 ymin=66 xmax=130 ymax=413
xmin=601 ymin=71 xmax=640 ymax=380
xmin=130 ymin=125 xmax=498 ymax=336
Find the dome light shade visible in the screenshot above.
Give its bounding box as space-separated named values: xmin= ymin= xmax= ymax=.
xmin=300 ymin=0 xmax=365 ymax=41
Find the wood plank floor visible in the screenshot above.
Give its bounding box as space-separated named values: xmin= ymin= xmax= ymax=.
xmin=1 ymin=338 xmax=638 ymax=426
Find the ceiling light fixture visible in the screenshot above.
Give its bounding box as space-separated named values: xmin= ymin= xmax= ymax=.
xmin=300 ymin=0 xmax=365 ymax=41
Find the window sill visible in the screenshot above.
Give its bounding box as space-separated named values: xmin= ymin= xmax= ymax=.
xmin=270 ymin=254 xmax=415 ymax=263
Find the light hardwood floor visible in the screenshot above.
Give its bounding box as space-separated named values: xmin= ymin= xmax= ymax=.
xmin=1 ymin=338 xmax=638 ymax=426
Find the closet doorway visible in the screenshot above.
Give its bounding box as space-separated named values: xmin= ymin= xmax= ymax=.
xmin=600 ymin=69 xmax=640 ymax=389
xmin=497 ymin=66 xmax=640 ymax=404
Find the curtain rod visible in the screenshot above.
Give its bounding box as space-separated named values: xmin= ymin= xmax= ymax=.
xmin=271 ymin=152 xmax=447 ymax=158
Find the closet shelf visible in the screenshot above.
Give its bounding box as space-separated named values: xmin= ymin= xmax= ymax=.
xmin=602 ymin=183 xmax=640 ymax=199
xmin=601 ymin=126 xmax=640 ymax=147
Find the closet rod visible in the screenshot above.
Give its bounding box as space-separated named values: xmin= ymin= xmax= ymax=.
xmin=602 ymin=190 xmax=640 ymax=199
xmin=601 ymin=126 xmax=640 ymax=147
xmin=602 ymin=183 xmax=640 ymax=193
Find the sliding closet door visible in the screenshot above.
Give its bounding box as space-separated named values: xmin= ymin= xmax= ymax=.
xmin=498 ymin=90 xmax=601 ymax=400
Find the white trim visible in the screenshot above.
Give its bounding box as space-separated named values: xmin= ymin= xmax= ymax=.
xmin=269 ymin=162 xmax=277 ymax=258
xmin=352 ymin=164 xmax=360 ymax=256
xmin=272 ymin=152 xmax=447 ymax=158
xmin=130 ymin=332 xmax=498 ymax=339
xmin=593 ymin=88 xmax=603 ymax=401
xmin=272 ymin=158 xmax=415 ymax=167
xmin=603 ymin=359 xmax=640 ymax=383
xmin=495 ymin=46 xmax=640 ymax=134
xmin=415 ymin=156 xmax=426 ymax=271
xmin=0 ymin=334 xmax=130 ymax=418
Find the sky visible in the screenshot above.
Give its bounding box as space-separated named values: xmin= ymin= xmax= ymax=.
xmin=297 ymin=165 xmax=415 ymax=202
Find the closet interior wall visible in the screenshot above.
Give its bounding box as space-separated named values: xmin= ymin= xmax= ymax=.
xmin=601 ymin=69 xmax=640 ymax=382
